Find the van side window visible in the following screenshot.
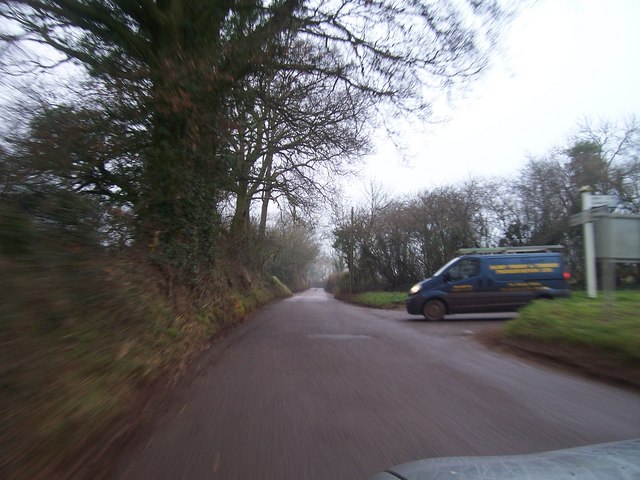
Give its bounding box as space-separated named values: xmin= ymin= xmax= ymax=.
xmin=447 ymin=259 xmax=480 ymax=281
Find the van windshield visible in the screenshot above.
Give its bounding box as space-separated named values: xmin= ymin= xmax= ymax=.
xmin=433 ymin=257 xmax=461 ymax=277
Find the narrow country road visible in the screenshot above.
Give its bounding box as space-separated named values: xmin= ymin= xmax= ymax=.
xmin=111 ymin=289 xmax=640 ymax=480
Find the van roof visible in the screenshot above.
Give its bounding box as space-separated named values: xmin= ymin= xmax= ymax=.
xmin=457 ymin=245 xmax=564 ymax=255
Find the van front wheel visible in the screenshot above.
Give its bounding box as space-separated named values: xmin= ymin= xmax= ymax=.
xmin=422 ymin=299 xmax=445 ymax=321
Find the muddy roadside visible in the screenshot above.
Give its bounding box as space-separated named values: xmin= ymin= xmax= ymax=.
xmin=476 ymin=326 xmax=640 ymax=391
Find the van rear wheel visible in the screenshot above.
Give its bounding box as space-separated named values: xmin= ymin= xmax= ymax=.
xmin=422 ymin=299 xmax=445 ymax=321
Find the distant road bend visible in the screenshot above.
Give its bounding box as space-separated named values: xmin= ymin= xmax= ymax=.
xmin=111 ymin=288 xmax=640 ymax=480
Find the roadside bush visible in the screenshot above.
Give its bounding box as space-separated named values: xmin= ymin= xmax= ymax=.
xmin=0 ymin=228 xmax=291 ymax=479
xmin=325 ymin=271 xmax=352 ymax=298
xmin=504 ymin=292 xmax=640 ymax=364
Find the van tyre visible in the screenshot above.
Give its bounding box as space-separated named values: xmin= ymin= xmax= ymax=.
xmin=423 ymin=299 xmax=445 ymax=321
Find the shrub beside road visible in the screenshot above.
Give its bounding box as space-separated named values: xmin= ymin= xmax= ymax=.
xmin=499 ymin=291 xmax=640 ymax=388
xmin=504 ymin=291 xmax=640 ymax=365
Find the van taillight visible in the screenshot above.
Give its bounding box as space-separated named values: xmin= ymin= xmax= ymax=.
xmin=563 ymin=272 xmax=571 ymax=280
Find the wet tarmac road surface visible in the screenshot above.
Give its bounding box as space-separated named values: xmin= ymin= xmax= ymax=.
xmin=111 ymin=288 xmax=640 ymax=480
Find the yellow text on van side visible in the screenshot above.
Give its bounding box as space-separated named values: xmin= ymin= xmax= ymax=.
xmin=489 ymin=263 xmax=560 ymax=275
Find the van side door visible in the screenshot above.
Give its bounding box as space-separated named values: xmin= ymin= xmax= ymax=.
xmin=442 ymin=258 xmax=483 ymax=313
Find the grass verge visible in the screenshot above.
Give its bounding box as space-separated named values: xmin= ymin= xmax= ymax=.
xmin=504 ymin=291 xmax=640 ymax=365
xmin=351 ymin=291 xmax=406 ymax=309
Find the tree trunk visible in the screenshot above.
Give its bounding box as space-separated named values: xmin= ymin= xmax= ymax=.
xmin=258 ymin=152 xmax=275 ymax=239
xmin=139 ymin=49 xmax=224 ymax=273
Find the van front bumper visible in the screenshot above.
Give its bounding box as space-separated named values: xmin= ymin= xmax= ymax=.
xmin=406 ymin=295 xmax=424 ymax=315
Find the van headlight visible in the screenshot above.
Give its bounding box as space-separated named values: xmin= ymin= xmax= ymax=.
xmin=409 ymin=283 xmax=421 ymax=295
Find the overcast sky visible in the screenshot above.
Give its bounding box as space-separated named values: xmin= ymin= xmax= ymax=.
xmin=354 ymin=0 xmax=640 ymax=200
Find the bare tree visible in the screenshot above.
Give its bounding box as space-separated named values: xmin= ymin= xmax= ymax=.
xmin=263 ymin=213 xmax=320 ymax=291
xmin=510 ymin=155 xmax=572 ymax=245
xmin=570 ymin=117 xmax=640 ymax=213
xmin=406 ymin=184 xmax=485 ymax=275
xmin=332 ymin=181 xmax=489 ymax=290
xmin=291 ymin=0 xmax=505 ymax=117
xmin=506 ymin=118 xmax=640 ymax=247
xmin=227 ymin=37 xmax=372 ymax=243
xmin=1 ymin=0 xmax=508 ymax=272
xmin=1 ymin=0 xmax=306 ymax=269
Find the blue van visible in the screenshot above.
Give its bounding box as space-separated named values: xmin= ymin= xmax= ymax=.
xmin=406 ymin=246 xmax=571 ymax=320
